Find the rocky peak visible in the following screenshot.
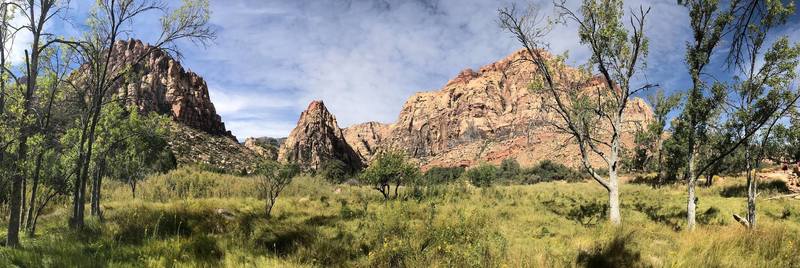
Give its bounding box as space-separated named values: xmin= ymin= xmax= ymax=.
xmin=110 ymin=39 xmax=234 ymax=139
xmin=278 ymin=100 xmax=363 ymax=171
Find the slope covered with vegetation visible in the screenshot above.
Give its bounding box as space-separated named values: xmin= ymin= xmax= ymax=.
xmin=2 ymin=166 xmax=799 ymax=267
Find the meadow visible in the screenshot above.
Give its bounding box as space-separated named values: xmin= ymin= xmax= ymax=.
xmin=1 ymin=166 xmax=799 ymax=267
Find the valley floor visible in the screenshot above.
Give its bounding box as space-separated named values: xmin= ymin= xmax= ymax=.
xmin=2 ymin=167 xmax=800 ymax=267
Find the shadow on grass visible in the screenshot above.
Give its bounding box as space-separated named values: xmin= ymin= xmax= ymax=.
xmin=719 ymin=180 xmax=789 ymax=198
xmin=576 ymin=232 xmax=644 ymax=268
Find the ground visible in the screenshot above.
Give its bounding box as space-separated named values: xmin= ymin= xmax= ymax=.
xmin=1 ymin=167 xmax=800 ymax=267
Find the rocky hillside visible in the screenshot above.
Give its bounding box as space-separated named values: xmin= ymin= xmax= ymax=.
xmin=281 ymin=49 xmax=654 ymax=170
xmin=243 ymin=137 xmax=285 ymax=160
xmin=102 ymin=39 xmax=260 ymax=172
xmin=278 ymin=101 xmax=363 ymax=171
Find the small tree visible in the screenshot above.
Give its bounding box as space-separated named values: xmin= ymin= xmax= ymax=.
xmin=360 ymin=151 xmax=419 ymax=200
xmin=465 ymin=163 xmax=498 ymax=187
xmin=320 ymin=159 xmax=348 ymax=183
xmin=254 ymin=161 xmax=300 ymax=217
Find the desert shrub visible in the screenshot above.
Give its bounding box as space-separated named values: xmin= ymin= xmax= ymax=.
xmin=320 ymin=159 xmax=348 ymax=183
xmin=520 ymin=160 xmax=585 ymax=184
xmin=466 ymin=163 xmax=498 ymax=187
xmin=498 ymin=158 xmax=522 ymax=181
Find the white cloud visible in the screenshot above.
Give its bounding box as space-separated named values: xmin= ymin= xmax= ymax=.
xmin=173 ymin=0 xmax=696 ymax=138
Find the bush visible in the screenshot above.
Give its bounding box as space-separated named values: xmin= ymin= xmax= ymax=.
xmin=520 ymin=160 xmax=585 ymax=184
xmin=466 ymin=163 xmax=498 ymax=187
xmin=422 ymin=166 xmax=465 ymax=185
xmin=498 ymin=158 xmax=522 ymax=181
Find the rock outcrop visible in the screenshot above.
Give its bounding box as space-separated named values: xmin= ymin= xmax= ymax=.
xmin=243 ymin=136 xmax=285 ymax=160
xmin=278 ymin=101 xmax=363 ymax=171
xmin=342 ymin=122 xmax=390 ymax=161
xmin=110 ymin=39 xmax=234 ymax=139
xmin=281 ymin=49 xmax=654 ymax=170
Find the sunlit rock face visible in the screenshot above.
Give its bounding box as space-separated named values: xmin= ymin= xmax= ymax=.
xmin=278 ymin=101 xmax=364 ymax=171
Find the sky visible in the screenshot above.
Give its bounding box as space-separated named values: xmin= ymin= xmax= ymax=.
xmin=13 ymin=0 xmax=800 ymax=140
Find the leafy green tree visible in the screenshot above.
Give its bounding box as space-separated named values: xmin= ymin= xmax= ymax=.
xmin=500 ymin=0 xmax=653 ymax=225
xmin=253 ymin=161 xmax=300 ymax=217
xmin=360 ymin=151 xmax=419 ymax=200
xmin=320 ymin=159 xmax=348 ymax=183
xmin=61 ymin=0 xmax=214 ymax=229
xmin=632 ymin=90 xmax=682 ymax=174
xmin=725 ymin=1 xmax=800 ymax=228
xmin=465 ymin=163 xmax=498 ymax=188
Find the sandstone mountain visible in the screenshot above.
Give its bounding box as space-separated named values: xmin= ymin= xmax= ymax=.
xmin=278 ymin=101 xmax=364 ymax=171
xmin=281 ymin=49 xmax=654 ymax=170
xmin=105 ymin=39 xmax=259 ymax=172
xmin=111 ymin=39 xmax=234 ymax=139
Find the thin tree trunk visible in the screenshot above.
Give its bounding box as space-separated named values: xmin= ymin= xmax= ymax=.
xmin=91 ymin=159 xmax=105 ymax=218
xmin=25 ymin=152 xmax=44 ymax=234
xmin=686 ymin=151 xmax=697 ymax=231
xmin=746 ymin=145 xmax=757 ymax=229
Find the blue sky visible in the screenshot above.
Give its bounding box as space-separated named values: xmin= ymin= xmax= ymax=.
xmin=17 ymin=0 xmax=800 ymax=140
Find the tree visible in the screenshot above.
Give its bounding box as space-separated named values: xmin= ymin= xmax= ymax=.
xmin=360 ymin=151 xmax=419 ymax=200
xmin=676 ymin=0 xmax=738 ymax=231
xmin=678 ymin=0 xmax=800 ymax=230
xmin=320 ymin=159 xmax=348 ymax=183
xmin=4 ymin=0 xmax=65 ymax=248
xmin=726 ymin=0 xmax=800 ymax=228
xmin=500 ymin=0 xmax=653 ymax=225
xmin=253 ymin=161 xmax=300 ymax=218
xmin=60 ymin=0 xmax=214 ymax=229
xmin=645 ymin=89 xmax=682 ymax=176
xmin=465 ymin=163 xmax=498 ymax=187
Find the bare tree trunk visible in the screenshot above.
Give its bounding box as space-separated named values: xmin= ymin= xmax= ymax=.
xmin=608 ymin=119 xmax=622 ymax=225
xmin=686 ymin=150 xmax=697 ymax=230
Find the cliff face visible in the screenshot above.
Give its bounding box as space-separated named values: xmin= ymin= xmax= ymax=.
xmin=342 ymin=122 xmax=390 ymax=161
xmin=378 ymin=49 xmax=653 ymax=168
xmin=110 ymin=39 xmax=233 ymax=139
xmin=277 ymin=101 xmax=364 ymax=171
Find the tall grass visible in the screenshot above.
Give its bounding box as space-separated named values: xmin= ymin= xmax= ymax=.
xmin=2 ymin=166 xmax=799 ymax=267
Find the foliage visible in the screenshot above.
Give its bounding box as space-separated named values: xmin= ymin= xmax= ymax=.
xmin=319 ymin=159 xmax=348 ymax=184
xmin=252 ymin=161 xmax=300 ymax=217
xmin=422 ymin=166 xmax=465 ymax=185
xmin=522 ymin=160 xmax=587 ymax=184
xmin=465 ymin=163 xmax=498 ymax=187
xmin=360 ymin=151 xmax=419 ymax=200
xmin=3 ymin=166 xmax=800 ymax=266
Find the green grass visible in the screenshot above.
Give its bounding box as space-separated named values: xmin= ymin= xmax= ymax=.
xmin=2 ymin=167 xmax=800 ymax=267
